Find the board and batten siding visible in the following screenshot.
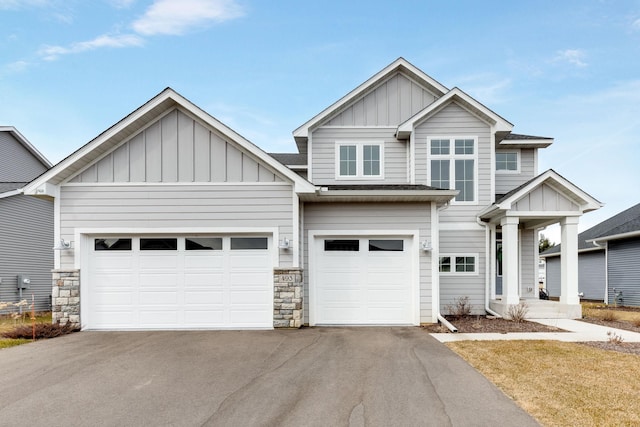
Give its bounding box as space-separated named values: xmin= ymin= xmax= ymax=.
xmin=69 ymin=109 xmax=282 ymax=184
xmin=439 ymin=229 xmax=486 ymax=315
xmin=58 ymin=184 xmax=295 ymax=269
xmin=310 ymin=127 xmax=408 ymax=185
xmin=414 ymin=103 xmax=492 ymax=224
xmin=0 ymin=195 xmax=53 ymax=311
xmin=608 ymin=237 xmax=640 ymax=306
xmin=324 ymin=72 xmax=439 ymax=127
xmin=0 ymin=132 xmax=48 ymax=182
xmin=303 ymin=202 xmax=432 ymax=323
xmin=495 ymin=148 xmax=536 ymax=196
xmin=511 ymin=184 xmax=580 ymax=213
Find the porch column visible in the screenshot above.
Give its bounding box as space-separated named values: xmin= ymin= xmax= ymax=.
xmin=560 ymin=216 xmax=580 ymax=305
xmin=500 ymin=216 xmax=520 ymax=305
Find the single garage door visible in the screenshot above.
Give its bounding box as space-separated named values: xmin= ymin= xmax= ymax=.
xmin=313 ymin=237 xmax=415 ymax=325
xmin=87 ymin=236 xmax=273 ymax=330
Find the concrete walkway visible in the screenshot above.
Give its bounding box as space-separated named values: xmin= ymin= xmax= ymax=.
xmin=431 ymin=318 xmax=640 ymax=343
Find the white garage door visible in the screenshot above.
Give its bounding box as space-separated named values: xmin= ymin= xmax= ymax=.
xmin=313 ymin=237 xmax=415 ymax=325
xmin=87 ymin=236 xmax=273 ymax=330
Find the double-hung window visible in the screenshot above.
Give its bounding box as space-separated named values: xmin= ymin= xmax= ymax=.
xmin=428 ymin=137 xmax=477 ymax=203
xmin=336 ymin=142 xmax=383 ymax=179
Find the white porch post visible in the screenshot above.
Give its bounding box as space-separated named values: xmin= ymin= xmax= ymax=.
xmin=500 ymin=216 xmax=520 ymax=305
xmin=560 ymin=216 xmax=580 ymax=305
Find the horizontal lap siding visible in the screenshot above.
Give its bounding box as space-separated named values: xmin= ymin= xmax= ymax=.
xmin=0 ymin=195 xmax=53 ymax=311
xmin=546 ymin=257 xmax=561 ymax=297
xmin=579 ymin=251 xmax=606 ymax=301
xmin=311 ymin=128 xmax=407 ymax=185
xmin=608 ymin=238 xmax=640 ymax=306
xmin=439 ymin=230 xmax=486 ymax=315
xmin=520 ymin=229 xmax=537 ymax=298
xmin=495 ymin=148 xmax=536 ymax=195
xmin=303 ymin=202 xmax=432 ymax=323
xmin=59 ymin=184 xmax=294 ymax=269
xmin=0 ymin=132 xmax=48 ymax=182
xmin=414 ymin=103 xmax=492 ymax=223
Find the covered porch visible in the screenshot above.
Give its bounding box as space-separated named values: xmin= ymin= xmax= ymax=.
xmin=479 ymin=170 xmax=602 ymax=319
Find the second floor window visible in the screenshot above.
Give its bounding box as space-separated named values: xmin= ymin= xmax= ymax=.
xmin=336 ymin=142 xmax=383 ymax=179
xmin=496 ymin=152 xmax=518 ymax=172
xmin=428 ymin=138 xmax=477 ymax=203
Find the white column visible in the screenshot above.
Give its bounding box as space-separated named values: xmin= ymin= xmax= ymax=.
xmin=500 ymin=216 xmax=520 ymax=305
xmin=560 ymin=216 xmax=580 ymax=305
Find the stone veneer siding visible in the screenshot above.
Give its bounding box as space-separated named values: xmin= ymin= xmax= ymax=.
xmin=52 ymin=269 xmax=80 ymax=326
xmin=273 ymin=268 xmax=303 ymax=328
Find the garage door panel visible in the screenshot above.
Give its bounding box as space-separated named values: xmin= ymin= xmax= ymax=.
xmin=319 ymin=288 xmax=362 ymax=302
xmin=88 ymin=235 xmax=273 ymax=330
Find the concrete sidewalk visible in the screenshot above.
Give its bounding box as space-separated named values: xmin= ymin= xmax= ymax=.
xmin=431 ymin=318 xmax=640 ymax=343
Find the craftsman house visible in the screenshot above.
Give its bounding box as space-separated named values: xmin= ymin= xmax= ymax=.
xmin=23 ymin=58 xmax=600 ymax=329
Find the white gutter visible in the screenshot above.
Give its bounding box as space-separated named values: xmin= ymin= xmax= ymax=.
xmin=477 ymin=216 xmax=502 ymax=318
xmin=437 ymin=314 xmax=458 ymax=332
xmin=432 ymin=202 xmax=458 ymax=333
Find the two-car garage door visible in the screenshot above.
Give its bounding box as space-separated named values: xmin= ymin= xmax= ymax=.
xmin=87 ymin=236 xmax=272 ymax=330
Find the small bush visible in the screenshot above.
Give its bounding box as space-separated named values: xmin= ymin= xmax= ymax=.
xmin=1 ymin=322 xmax=79 ymax=340
xmin=601 ymin=310 xmax=618 ymax=322
xmin=633 ymin=319 xmax=640 ymax=328
xmin=506 ymin=302 xmax=529 ymax=323
xmin=607 ymin=330 xmax=624 ymax=344
xmin=446 ymin=296 xmax=472 ymax=318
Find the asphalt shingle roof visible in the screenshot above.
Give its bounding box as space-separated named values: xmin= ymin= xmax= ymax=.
xmin=0 ymin=182 xmax=26 ymax=194
xmin=268 ymin=153 xmax=307 ymax=166
xmin=503 ymin=133 xmax=553 ymax=140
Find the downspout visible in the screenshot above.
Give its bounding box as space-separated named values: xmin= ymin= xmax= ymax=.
xmin=477 ymin=216 xmax=502 ymax=318
xmin=434 ymin=202 xmax=458 ymax=332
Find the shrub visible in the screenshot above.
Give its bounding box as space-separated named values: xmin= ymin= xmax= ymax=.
xmin=446 ymin=296 xmax=472 ymax=318
xmin=1 ymin=322 xmax=79 ymax=340
xmin=607 ymin=331 xmax=624 ymax=344
xmin=506 ymin=302 xmax=529 ymax=323
xmin=601 ymin=310 xmax=618 ymax=322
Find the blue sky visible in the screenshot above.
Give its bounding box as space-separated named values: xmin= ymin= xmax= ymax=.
xmin=2 ymin=0 xmax=640 ymax=241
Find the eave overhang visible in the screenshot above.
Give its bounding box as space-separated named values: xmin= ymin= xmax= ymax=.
xmin=588 ymin=230 xmax=640 ymax=244
xmin=299 ymin=187 xmax=458 ymax=204
xmin=396 ymin=87 xmax=513 ymax=140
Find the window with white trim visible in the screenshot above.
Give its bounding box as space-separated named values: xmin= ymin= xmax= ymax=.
xmin=336 ymin=142 xmax=383 ymax=179
xmin=496 ymin=151 xmax=519 ymax=172
xmin=439 ymin=254 xmax=477 ymax=274
xmin=428 ymin=138 xmax=477 ymax=202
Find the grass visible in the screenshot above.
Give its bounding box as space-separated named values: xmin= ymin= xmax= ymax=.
xmin=582 ymin=303 xmax=640 ymax=323
xmin=447 ymin=340 xmax=640 ymax=427
xmin=0 ymin=312 xmax=52 ymax=349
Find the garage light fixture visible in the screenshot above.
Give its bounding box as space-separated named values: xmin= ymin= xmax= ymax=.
xmin=420 ymin=241 xmax=432 ymax=251
xmin=53 ymin=238 xmax=72 ymax=250
xmin=278 ymin=238 xmax=291 ymax=250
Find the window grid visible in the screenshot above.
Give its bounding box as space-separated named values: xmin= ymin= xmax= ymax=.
xmin=428 ymin=137 xmax=477 ymax=203
xmin=336 ymin=142 xmax=383 ymax=179
xmin=339 ymin=145 xmax=357 ymax=176
xmin=363 ymin=145 xmax=380 ymax=176
xmin=439 ymin=255 xmax=477 ymax=274
xmin=496 ymin=152 xmax=518 ymax=171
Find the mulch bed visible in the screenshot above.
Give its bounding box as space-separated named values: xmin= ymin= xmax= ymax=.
xmin=421 ymin=316 xmax=565 ymax=333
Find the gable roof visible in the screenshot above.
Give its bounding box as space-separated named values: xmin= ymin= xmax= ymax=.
xmin=292 ymin=57 xmax=449 ymax=147
xmin=542 ymin=202 xmax=640 ymax=256
xmin=23 ymin=88 xmax=316 ymax=197
xmin=0 ymin=126 xmax=52 ymax=169
xmin=479 ymin=169 xmax=602 ymax=221
xmin=396 ymin=87 xmax=513 ymax=139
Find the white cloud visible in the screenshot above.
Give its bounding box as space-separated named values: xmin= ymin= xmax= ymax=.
xmin=633 ymin=18 xmax=640 ymax=31
xmin=38 ymin=34 xmax=144 ymax=61
xmin=132 ymin=0 xmax=244 ymax=36
xmin=554 ymin=49 xmax=587 ymax=67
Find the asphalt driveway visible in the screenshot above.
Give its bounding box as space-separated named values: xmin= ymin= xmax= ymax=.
xmin=0 ymin=327 xmax=538 ymax=426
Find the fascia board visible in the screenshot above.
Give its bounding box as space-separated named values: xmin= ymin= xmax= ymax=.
xmin=498 ymin=139 xmax=554 ymax=148
xmin=0 ymin=189 xmax=22 ymax=199
xmin=587 ymin=230 xmax=640 ymax=243
xmin=0 ymin=126 xmax=52 ymax=168
xmin=293 ymin=58 xmax=448 ymax=141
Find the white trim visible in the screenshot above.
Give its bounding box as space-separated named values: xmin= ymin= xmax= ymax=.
xmin=431 ymin=203 xmax=439 ymax=323
xmin=61 ymin=181 xmax=293 ymax=188
xmin=490 ymin=126 xmax=496 ymax=204
xmin=307 ymin=132 xmax=313 ymax=182
xmin=308 ymin=230 xmax=420 ymax=326
xmin=292 ymin=193 xmax=299 ymax=268
xmin=409 ymin=129 xmax=416 ymax=185
xmin=319 ymin=126 xmax=398 ymax=130
xmin=438 ymin=253 xmax=480 ymax=276
xmin=588 ymin=229 xmax=640 ymax=243
xmin=495 ymin=149 xmax=521 ymax=174
xmin=334 ymin=141 xmax=385 ymax=180
xmin=427 ymin=136 xmax=479 ymax=205
xmin=0 ymin=189 xmax=22 ymax=199
xmin=54 ymin=185 xmax=61 ymax=269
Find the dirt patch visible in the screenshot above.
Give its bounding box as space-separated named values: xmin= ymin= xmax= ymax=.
xmin=422 ymin=316 xmax=565 ymax=333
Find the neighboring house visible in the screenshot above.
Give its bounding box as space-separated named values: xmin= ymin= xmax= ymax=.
xmin=0 ymin=127 xmax=53 ymax=311
xmin=541 ymin=202 xmax=640 ymax=306
xmin=23 ymin=58 xmax=601 ymax=330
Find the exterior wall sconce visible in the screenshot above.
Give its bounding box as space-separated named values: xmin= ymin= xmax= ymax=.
xmin=278 ymin=238 xmax=291 ymax=250
xmin=53 ymin=238 xmax=72 ymax=250
xmin=420 ymin=241 xmax=432 ymax=251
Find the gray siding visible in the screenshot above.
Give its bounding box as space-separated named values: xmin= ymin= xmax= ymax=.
xmin=310 ymin=127 xmax=408 ymax=185
xmin=439 ymin=229 xmax=486 ymax=315
xmin=325 ymin=73 xmax=439 ymax=127
xmin=0 ymin=195 xmax=53 ymax=311
xmin=415 ymin=103 xmax=492 ymax=223
xmin=512 ymin=184 xmax=580 ymax=212
xmin=303 ymin=202 xmax=432 ymax=323
xmin=546 ymin=256 xmax=561 ymax=297
xmin=495 ymin=148 xmax=536 ymax=195
xmin=70 ymin=109 xmax=282 ymax=184
xmin=0 ymin=132 xmax=48 ymax=182
xmin=608 ymin=238 xmax=640 ymax=306
xmin=520 ymin=229 xmax=537 ymax=298
xmin=579 ymin=251 xmax=606 ymax=301
xmin=58 ymin=184 xmax=295 ymax=269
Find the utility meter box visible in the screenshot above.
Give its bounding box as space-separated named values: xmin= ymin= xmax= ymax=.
xmin=17 ymin=275 xmax=31 ymax=290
